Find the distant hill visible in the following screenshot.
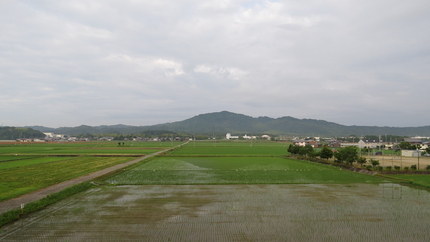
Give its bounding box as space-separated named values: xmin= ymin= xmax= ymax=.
xmin=0 ymin=127 xmax=46 ymax=140
xmin=27 ymin=111 xmax=430 ymax=137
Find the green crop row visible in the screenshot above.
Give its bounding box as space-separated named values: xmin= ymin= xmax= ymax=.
xmin=0 ymin=155 xmax=34 ymax=162
xmin=0 ymin=147 xmax=163 ymax=155
xmin=0 ymin=141 xmax=184 ymax=155
xmin=170 ymin=146 xmax=288 ymax=156
xmin=0 ymin=156 xmax=71 ymax=170
xmin=186 ymin=140 xmax=289 ymax=147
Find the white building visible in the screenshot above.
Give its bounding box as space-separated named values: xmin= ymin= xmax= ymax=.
xmin=340 ymin=139 xmax=381 ymax=148
xmin=243 ymin=134 xmax=257 ymax=139
xmin=226 ymin=133 xmax=239 ymax=139
xmin=293 ymin=140 xmax=306 ymax=147
xmin=43 ymin=132 xmax=54 ymax=138
xmin=261 ymin=135 xmax=271 ymax=140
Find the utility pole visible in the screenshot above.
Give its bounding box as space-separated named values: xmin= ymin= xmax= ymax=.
xmin=417 ymin=147 xmax=420 ymax=170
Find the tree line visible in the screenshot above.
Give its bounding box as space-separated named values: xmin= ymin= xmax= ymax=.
xmin=288 ymin=144 xmax=379 ymax=168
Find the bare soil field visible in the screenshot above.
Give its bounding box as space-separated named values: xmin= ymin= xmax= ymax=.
xmin=1 ymin=184 xmax=429 ymax=242
xmin=364 ymin=155 xmax=430 ymax=169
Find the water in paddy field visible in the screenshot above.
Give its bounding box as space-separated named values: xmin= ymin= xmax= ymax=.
xmin=1 ymin=183 xmax=429 ymax=242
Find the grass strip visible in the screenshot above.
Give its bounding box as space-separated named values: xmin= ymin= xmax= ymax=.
xmin=0 ymin=182 xmax=93 ymax=228
xmin=378 ymin=174 xmax=430 ymax=190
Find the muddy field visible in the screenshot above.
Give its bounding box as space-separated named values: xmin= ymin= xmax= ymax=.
xmin=1 ymin=184 xmax=429 ymax=242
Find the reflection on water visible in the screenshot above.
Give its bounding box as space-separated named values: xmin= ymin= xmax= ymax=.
xmin=1 ymin=183 xmax=430 ymax=242
xmin=381 ymin=183 xmax=403 ymax=199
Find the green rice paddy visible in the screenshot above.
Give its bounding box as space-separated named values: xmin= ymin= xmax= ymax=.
xmin=0 ymin=146 xmax=164 ymax=155
xmin=0 ymin=156 xmax=135 ymax=202
xmin=170 ymin=141 xmax=288 ymax=156
xmin=0 ymin=141 xmax=179 ymax=202
xmin=106 ymin=153 xmax=383 ymax=185
xmin=0 ymin=156 xmax=69 ymax=170
xmin=2 ymin=184 xmax=429 ymax=242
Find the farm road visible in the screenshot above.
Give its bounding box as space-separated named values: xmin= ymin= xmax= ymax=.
xmin=0 ymin=143 xmax=185 ymax=214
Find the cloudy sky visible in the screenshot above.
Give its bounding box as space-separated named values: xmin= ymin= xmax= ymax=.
xmin=1 ymin=0 xmax=429 ymax=128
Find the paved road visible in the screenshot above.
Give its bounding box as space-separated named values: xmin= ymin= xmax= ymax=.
xmin=0 ymin=144 xmax=182 ymax=214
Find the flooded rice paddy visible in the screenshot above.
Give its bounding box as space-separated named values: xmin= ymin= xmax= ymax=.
xmin=1 ymin=183 xmax=429 ymax=241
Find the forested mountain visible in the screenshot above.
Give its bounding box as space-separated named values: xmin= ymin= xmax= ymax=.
xmin=27 ymin=111 xmax=430 ymax=137
xmin=0 ymin=127 xmax=46 ymax=140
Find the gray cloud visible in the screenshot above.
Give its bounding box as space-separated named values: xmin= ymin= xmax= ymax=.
xmin=1 ymin=0 xmax=429 ymax=128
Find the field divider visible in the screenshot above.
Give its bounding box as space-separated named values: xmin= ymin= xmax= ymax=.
xmin=163 ymin=155 xmax=284 ymax=157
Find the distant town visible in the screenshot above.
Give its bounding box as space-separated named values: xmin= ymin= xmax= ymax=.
xmin=4 ymin=131 xmax=428 ymax=158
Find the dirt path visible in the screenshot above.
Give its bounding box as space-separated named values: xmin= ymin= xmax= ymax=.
xmin=0 ymin=144 xmax=183 ymax=214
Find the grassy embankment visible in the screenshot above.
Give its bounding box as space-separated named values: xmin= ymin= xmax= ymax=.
xmin=379 ymin=174 xmax=430 ymax=189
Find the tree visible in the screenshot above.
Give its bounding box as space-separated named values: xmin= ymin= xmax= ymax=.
xmin=288 ymin=144 xmax=301 ymax=155
xmin=287 ymin=144 xmax=294 ymax=153
xmin=357 ymin=157 xmax=367 ymax=167
xmin=320 ymin=147 xmax=334 ymax=160
xmin=308 ymin=150 xmax=320 ymax=159
xmin=298 ymin=146 xmax=308 ymax=156
xmin=334 ymin=146 xmax=359 ymax=165
xmin=398 ymin=142 xmax=412 ymax=150
xmin=333 ymin=151 xmax=343 ymax=163
xmin=303 ymin=145 xmax=314 ymax=156
xmin=370 ymin=159 xmax=379 ymax=168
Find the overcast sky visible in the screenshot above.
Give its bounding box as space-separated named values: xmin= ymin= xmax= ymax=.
xmin=1 ymin=0 xmax=429 ymax=128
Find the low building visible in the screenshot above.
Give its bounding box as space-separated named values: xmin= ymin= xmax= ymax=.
xmin=402 ymin=150 xmax=421 ymax=157
xmin=293 ymin=140 xmax=306 ymax=146
xmin=340 ymin=139 xmax=383 ymax=149
xmin=226 ymin=133 xmax=239 ymax=139
xmin=243 ymin=134 xmax=257 ymax=139
xmin=403 ymin=138 xmax=423 ymax=144
xmin=261 ymin=135 xmax=271 ymax=140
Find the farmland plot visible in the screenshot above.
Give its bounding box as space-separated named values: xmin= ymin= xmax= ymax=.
xmin=1 ymin=184 xmax=429 ymax=242
xmin=170 ymin=145 xmax=288 ymax=156
xmin=0 ymin=141 xmax=179 ymax=202
xmin=0 ymin=141 xmax=179 ymax=155
xmin=0 ymin=156 xmax=136 ymax=202
xmin=105 ymin=157 xmax=382 ymax=185
xmin=0 ymin=156 xmax=69 ymax=170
